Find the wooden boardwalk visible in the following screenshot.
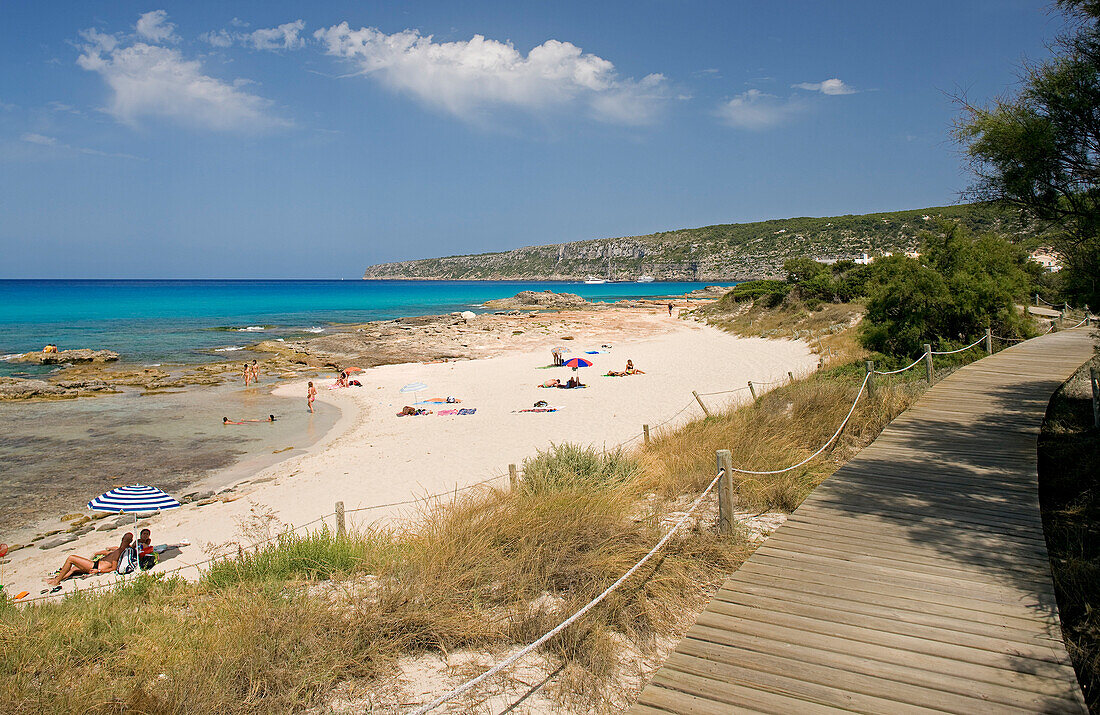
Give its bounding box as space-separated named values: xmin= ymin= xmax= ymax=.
xmin=631 ymin=329 xmax=1093 ymax=714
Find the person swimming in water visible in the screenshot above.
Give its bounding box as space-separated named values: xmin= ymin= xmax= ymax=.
xmin=223 ymin=415 xmax=275 ymax=424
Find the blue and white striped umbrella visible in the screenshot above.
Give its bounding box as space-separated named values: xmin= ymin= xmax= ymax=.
xmin=88 ymin=484 xmax=181 ymax=514
xmin=400 ymin=382 xmax=428 ymax=393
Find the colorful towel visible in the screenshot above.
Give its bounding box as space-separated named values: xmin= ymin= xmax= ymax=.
xmin=457 ymin=408 xmax=476 ymax=415
xmin=437 ymin=409 xmax=459 ymax=415
xmin=518 ymin=408 xmax=558 ymax=413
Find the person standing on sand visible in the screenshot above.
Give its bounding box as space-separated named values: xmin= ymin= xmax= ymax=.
xmin=250 ymin=360 xmax=260 ymax=384
xmin=668 ymin=302 xmax=674 ymax=316
xmin=242 ymin=362 xmax=251 ymax=386
xmin=307 ymin=381 xmax=317 ymax=413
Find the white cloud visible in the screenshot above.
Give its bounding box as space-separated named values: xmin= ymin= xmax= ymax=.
xmin=199 ymin=29 xmax=234 ymax=48
xmin=792 ymin=78 xmax=856 ymax=95
xmin=77 ymin=18 xmax=288 ymax=132
xmin=314 ymin=23 xmax=669 ymax=125
xmin=20 ymin=132 xmax=142 ymax=159
xmin=246 ymin=20 xmax=306 ymax=51
xmin=200 ymin=20 xmax=307 ymax=51
xmin=135 ymin=10 xmax=177 ymax=43
xmin=716 ymin=89 xmax=804 ymax=130
xmin=21 ymin=132 xmax=57 ymax=146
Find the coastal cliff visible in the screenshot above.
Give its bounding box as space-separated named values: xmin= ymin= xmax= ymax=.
xmin=363 ymin=203 xmax=1046 ymax=281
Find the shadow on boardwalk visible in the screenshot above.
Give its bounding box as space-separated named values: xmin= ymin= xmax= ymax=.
xmin=630 ymin=331 xmax=1093 ymax=714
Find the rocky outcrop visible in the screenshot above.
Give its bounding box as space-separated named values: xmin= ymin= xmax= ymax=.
xmin=0 ymin=379 xmax=69 ymax=399
xmin=684 ymin=286 xmax=731 ymax=299
xmin=9 ymin=348 xmax=120 ymax=365
xmin=0 ymin=377 xmax=119 ymax=401
xmin=485 ymin=291 xmax=588 ymax=309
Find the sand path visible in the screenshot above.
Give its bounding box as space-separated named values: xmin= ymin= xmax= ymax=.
xmin=6 ymin=315 xmax=814 ymax=599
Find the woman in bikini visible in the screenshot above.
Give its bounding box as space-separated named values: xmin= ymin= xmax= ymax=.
xmin=307 ymin=381 xmax=317 ymax=413
xmin=47 ymin=533 xmax=134 ymax=587
xmin=242 ymin=362 xmax=251 ymax=386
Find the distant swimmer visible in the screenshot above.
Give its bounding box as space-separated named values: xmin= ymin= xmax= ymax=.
xmin=307 ymin=381 xmax=317 ymax=413
xmin=223 ymin=415 xmax=275 ymax=425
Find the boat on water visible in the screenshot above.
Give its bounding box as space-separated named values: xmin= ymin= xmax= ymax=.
xmin=636 ymin=275 xmax=655 ymax=283
xmin=584 ymin=277 xmax=608 ymax=284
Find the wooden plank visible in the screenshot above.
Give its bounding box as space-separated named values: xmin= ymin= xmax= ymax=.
xmin=702 ymin=595 xmax=1069 ymax=666
xmin=631 ymin=330 xmax=1091 ymax=713
xmin=677 ymin=634 xmax=1080 ymax=713
xmin=662 ymin=651 xmax=948 ymax=714
xmin=722 ymin=566 xmax=1058 ymax=635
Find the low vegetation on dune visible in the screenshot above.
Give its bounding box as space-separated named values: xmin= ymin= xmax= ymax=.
xmin=1039 ymin=356 xmax=1100 ymax=712
xmin=0 ymin=357 xmax=922 ymax=713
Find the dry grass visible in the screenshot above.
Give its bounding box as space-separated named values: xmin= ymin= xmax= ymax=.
xmin=637 ymin=364 xmax=921 ymax=513
xmin=0 ymin=353 xmax=925 ymax=714
xmin=691 ymin=295 xmax=867 ymax=369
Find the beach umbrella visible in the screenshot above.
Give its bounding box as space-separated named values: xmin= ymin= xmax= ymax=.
xmin=400 ymin=382 xmax=428 ymax=393
xmin=88 ymin=484 xmax=181 ymax=515
xmin=562 ymin=358 xmax=592 ymax=368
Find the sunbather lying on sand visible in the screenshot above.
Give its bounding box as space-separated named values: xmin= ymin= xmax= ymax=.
xmin=397 ymin=406 xmax=433 ymax=416
xmin=538 ymin=379 xmax=561 ymax=388
xmin=606 ymin=359 xmax=645 ymax=377
xmin=47 ymin=532 xmax=133 ymax=586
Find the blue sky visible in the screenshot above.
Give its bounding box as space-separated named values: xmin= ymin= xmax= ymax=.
xmin=0 ymin=1 xmax=1067 ymax=278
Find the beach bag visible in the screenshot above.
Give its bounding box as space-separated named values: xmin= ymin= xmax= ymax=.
xmin=116 ymin=546 xmax=138 ymax=575
xmin=139 ymin=547 xmax=157 ymax=571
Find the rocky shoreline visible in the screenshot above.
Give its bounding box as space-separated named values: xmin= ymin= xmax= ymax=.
xmin=0 ymin=290 xmax=727 ymax=401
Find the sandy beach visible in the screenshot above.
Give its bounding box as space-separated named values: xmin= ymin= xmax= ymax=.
xmin=4 ymin=308 xmax=815 ymax=598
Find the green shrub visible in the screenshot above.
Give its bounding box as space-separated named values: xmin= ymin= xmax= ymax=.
xmin=519 ymin=443 xmax=638 ymax=495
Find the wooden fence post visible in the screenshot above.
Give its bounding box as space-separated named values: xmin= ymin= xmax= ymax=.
xmin=747 ymin=381 xmax=757 ymax=401
xmin=1036 ymin=293 xmax=1040 ymax=306
xmin=692 ymin=390 xmax=712 ymax=418
xmin=508 ymin=464 xmax=518 ymax=490
xmin=716 ymin=450 xmax=736 ymax=535
xmin=865 ymin=361 xmax=875 ymax=399
xmin=923 ymin=344 xmax=933 ymax=384
xmin=335 ymin=501 xmax=345 ymax=538
xmin=787 ymin=371 xmax=794 ymax=383
xmin=643 ymin=424 xmax=651 ymax=446
xmin=1091 ymin=367 xmax=1099 ymax=429
xmin=985 ymin=328 xmax=993 ymax=356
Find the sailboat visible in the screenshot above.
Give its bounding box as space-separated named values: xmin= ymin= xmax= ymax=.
xmin=636 ymin=275 xmax=654 ymax=283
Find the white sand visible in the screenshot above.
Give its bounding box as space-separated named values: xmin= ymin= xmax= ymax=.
xmin=6 ymin=315 xmax=815 ymax=598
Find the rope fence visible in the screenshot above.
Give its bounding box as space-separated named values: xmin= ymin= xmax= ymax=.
xmin=929 ymin=336 xmax=987 ymax=355
xmin=873 ymin=353 xmax=927 ymax=376
xmin=408 ymin=469 xmax=728 ymax=715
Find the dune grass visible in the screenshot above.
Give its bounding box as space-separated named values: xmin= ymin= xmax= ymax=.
xmin=0 ymin=360 xmax=923 ymax=714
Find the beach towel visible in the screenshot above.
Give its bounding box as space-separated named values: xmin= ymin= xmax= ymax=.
xmin=437 ymin=409 xmax=459 ymax=415
xmin=457 ymin=408 xmax=476 ymax=415
xmin=517 ymin=408 xmax=558 ymax=413
xmin=585 ymin=351 xmax=600 ymax=355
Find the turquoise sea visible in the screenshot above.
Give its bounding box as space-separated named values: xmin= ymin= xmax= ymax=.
xmin=0 ymin=279 xmax=731 ymax=536
xmin=0 ymin=279 xmax=728 ymax=373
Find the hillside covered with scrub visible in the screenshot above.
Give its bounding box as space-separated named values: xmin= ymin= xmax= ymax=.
xmin=362 ymin=203 xmax=1049 ymax=281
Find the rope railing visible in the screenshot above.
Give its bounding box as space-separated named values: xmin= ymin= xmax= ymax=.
xmin=408 ymin=469 xmax=727 ymax=715
xmin=723 ymin=372 xmax=870 ymax=476
xmin=929 ymin=336 xmax=987 ymax=356
xmin=873 ymin=353 xmax=927 ymax=375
